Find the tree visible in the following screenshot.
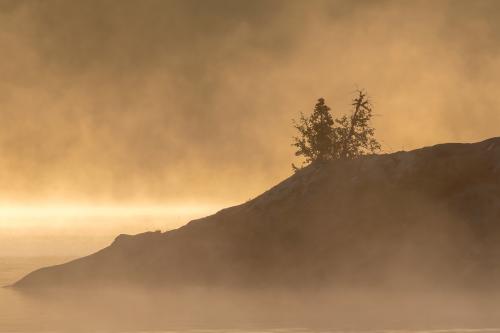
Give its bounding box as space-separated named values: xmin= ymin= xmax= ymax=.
xmin=292 ymin=90 xmax=380 ymax=170
xmin=337 ymin=90 xmax=381 ymax=159
xmin=292 ymin=98 xmax=337 ymax=170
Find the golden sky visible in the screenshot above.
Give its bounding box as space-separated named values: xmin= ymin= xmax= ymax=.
xmin=1 ymin=0 xmax=499 ymax=204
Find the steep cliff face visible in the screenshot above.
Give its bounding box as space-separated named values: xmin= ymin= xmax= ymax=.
xmin=14 ymin=138 xmax=500 ymax=290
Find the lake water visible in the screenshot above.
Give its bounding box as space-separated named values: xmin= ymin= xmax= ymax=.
xmin=0 ymin=256 xmax=74 ymax=331
xmin=1 ymin=256 xmax=500 ymax=333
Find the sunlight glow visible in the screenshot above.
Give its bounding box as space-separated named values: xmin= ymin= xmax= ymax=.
xmin=0 ymin=202 xmax=226 ymax=225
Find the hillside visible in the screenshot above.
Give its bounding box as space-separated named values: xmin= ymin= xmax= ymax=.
xmin=13 ymin=138 xmax=500 ymax=290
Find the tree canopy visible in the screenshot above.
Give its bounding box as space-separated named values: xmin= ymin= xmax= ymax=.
xmin=292 ymin=90 xmax=380 ymax=170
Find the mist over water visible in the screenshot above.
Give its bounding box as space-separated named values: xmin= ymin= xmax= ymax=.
xmin=2 ymin=217 xmax=500 ymax=330
xmin=1 ymin=1 xmax=500 ymax=332
xmin=1 ymin=255 xmax=500 ymax=332
xmin=0 ymin=203 xmax=225 ymax=256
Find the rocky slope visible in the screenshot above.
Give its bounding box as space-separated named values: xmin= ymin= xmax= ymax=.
xmin=14 ymin=138 xmax=500 ymax=290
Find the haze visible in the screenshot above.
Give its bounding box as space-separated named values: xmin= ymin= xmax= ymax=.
xmin=1 ymin=0 xmax=499 ymax=203
xmin=1 ymin=2 xmax=500 ymax=331
xmin=1 ymin=0 xmax=500 ymax=249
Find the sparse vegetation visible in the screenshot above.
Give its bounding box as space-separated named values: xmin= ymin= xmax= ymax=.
xmin=292 ymin=90 xmax=380 ymax=170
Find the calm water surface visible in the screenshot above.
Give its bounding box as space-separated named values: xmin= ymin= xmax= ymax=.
xmin=1 ymin=257 xmax=500 ymax=333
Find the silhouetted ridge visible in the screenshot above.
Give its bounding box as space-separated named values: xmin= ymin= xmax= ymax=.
xmin=13 ymin=137 xmax=500 ymax=290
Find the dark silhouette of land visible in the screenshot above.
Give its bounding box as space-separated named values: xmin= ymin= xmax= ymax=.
xmin=14 ymin=137 xmax=500 ymax=291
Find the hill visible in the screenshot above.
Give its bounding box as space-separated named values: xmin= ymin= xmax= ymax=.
xmin=13 ymin=138 xmax=500 ymax=290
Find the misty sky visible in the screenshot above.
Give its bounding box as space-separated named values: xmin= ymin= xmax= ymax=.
xmin=1 ymin=0 xmax=499 ymax=204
